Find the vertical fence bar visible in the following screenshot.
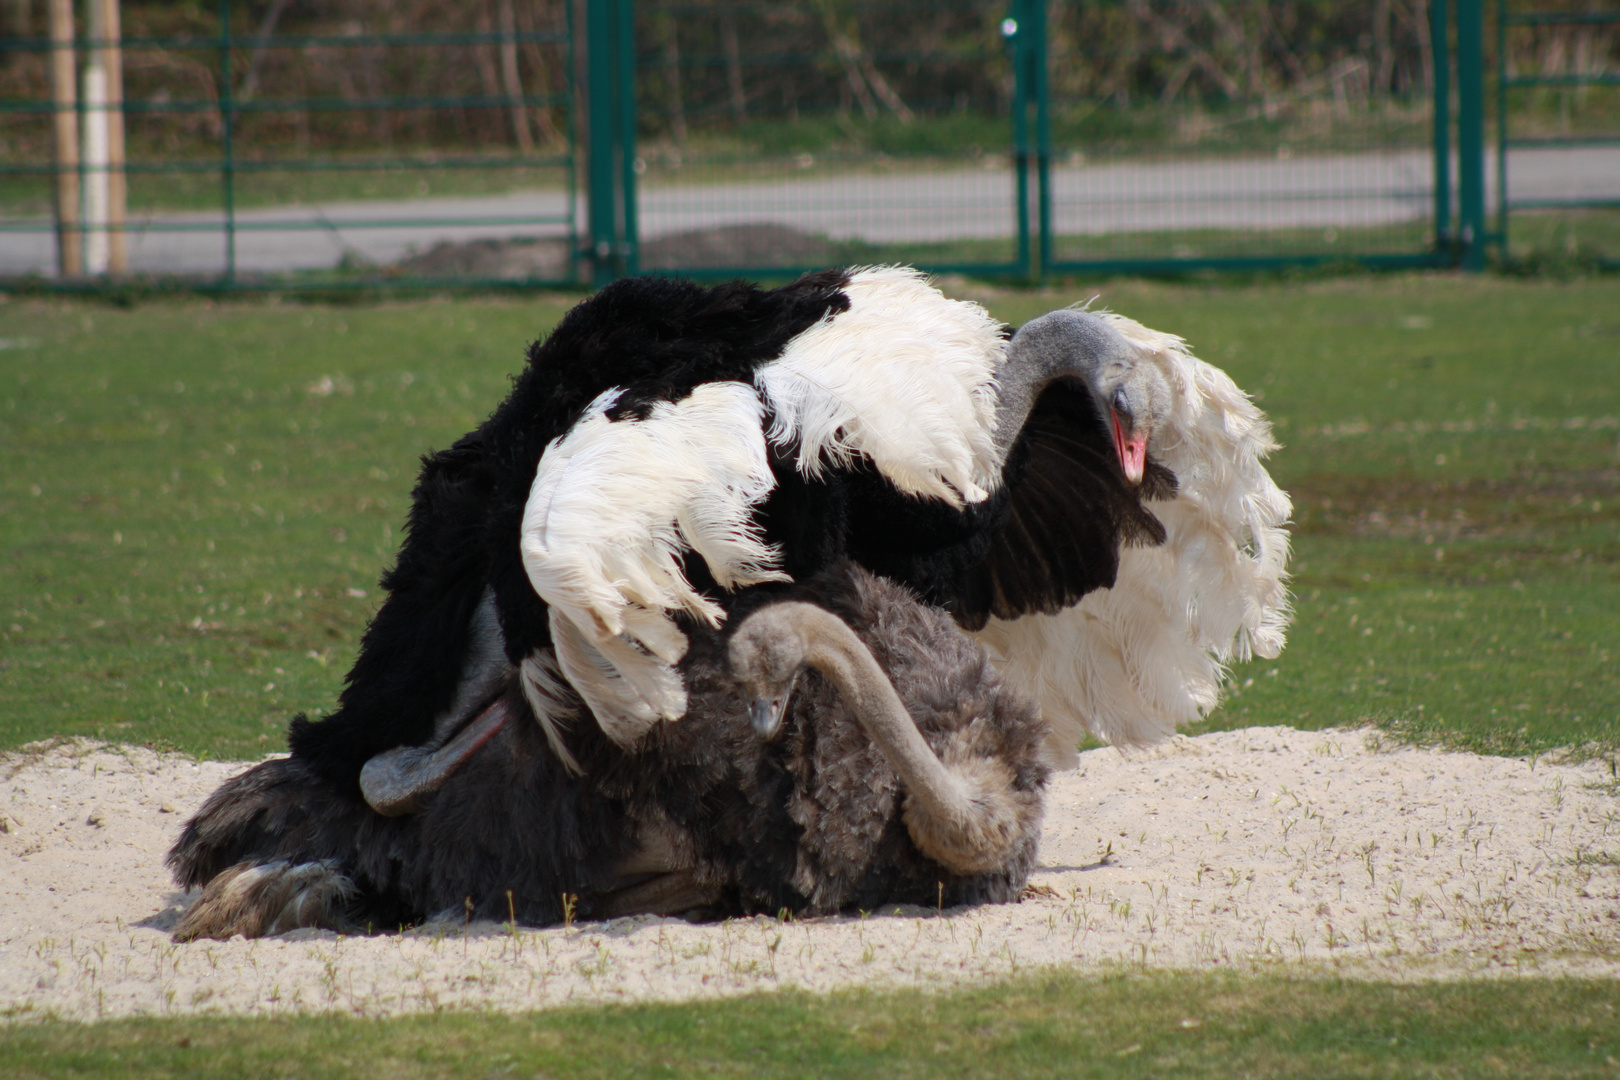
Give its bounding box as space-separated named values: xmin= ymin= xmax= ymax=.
xmin=1432 ymin=0 xmax=1452 ymax=258
xmin=1030 ymin=0 xmax=1051 ymax=281
xmin=617 ymin=0 xmax=638 ymax=275
xmin=1455 ymin=0 xmax=1486 ymax=271
xmin=1008 ymin=7 xmax=1031 ymax=277
xmin=1495 ymin=0 xmax=1509 ymax=249
xmin=219 ymin=0 xmax=237 ymax=282
xmin=586 ymin=0 xmax=616 ymax=286
xmin=49 ymin=0 xmax=81 ymax=277
xmin=565 ymin=0 xmax=581 ymax=280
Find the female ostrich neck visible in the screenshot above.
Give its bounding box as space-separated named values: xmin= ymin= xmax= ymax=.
xmin=792 ymin=606 xmax=974 ymax=828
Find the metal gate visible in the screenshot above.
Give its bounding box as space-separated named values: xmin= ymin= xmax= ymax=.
xmin=624 ymin=1 xmax=1470 ymax=282
xmin=619 ymin=0 xmax=1048 ymax=281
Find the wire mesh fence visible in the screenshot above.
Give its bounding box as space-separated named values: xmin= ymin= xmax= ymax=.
xmin=1043 ymin=0 xmax=1447 ymax=270
xmin=633 ymin=0 xmax=1457 ymax=277
xmin=5 ymin=1 xmax=1607 ymax=289
xmin=1 ymin=0 xmax=580 ymax=286
xmin=628 ymin=0 xmax=1041 ymax=276
xmin=1495 ymin=2 xmax=1620 ymax=268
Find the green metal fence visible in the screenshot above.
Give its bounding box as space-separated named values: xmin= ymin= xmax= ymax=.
xmin=620 ymin=0 xmax=1050 ymax=280
xmin=1 ymin=0 xmax=581 ymax=289
xmin=3 ymin=0 xmax=1569 ymax=291
xmin=1494 ymin=1 xmax=1620 ymax=268
xmin=631 ymin=0 xmax=1475 ymax=281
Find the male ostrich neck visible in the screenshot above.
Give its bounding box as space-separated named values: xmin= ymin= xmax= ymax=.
xmin=991 ymin=311 xmax=1110 ymax=456
xmin=743 ymin=603 xmax=1024 ymax=874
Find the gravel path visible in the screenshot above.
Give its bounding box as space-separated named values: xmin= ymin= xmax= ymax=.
xmin=2 ymin=728 xmax=1616 ymax=1022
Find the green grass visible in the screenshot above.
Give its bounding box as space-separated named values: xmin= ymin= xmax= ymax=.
xmin=1 ymin=275 xmax=1618 ymax=763
xmin=1 ymin=276 xmax=1617 ymax=1074
xmin=3 ymin=970 xmax=1619 ymax=1079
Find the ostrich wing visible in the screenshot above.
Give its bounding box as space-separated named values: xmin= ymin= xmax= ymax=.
xmin=970 ymin=314 xmax=1292 ymax=766
xmin=518 ymin=267 xmax=1007 ymax=742
xmin=519 ymin=381 xmax=788 ymax=743
xmin=755 ymin=266 xmax=1005 ymax=507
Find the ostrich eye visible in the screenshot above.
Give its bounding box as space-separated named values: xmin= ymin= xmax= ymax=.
xmin=1112 ymin=387 xmax=1131 ymax=416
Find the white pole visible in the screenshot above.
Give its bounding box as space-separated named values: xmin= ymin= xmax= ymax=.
xmin=100 ymin=0 xmax=127 ymax=274
xmin=82 ymin=0 xmax=110 ymax=274
xmin=49 ymin=0 xmax=81 ymax=277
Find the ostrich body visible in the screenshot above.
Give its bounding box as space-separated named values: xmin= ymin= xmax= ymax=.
xmin=168 ymin=564 xmax=1048 ymax=940
xmin=286 ymin=268 xmax=1291 ymax=809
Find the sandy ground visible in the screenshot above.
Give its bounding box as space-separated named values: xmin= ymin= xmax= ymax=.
xmin=2 ymin=727 xmax=1617 ymax=1022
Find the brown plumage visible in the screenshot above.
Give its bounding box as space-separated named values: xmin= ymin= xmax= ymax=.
xmin=169 ymin=563 xmax=1049 ymax=940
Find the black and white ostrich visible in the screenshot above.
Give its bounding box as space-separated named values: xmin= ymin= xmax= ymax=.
xmin=168 ymin=563 xmax=1048 ymax=939
xmin=285 ymin=266 xmax=1291 ymax=810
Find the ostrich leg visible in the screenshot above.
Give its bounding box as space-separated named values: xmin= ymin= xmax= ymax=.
xmin=729 ymin=602 xmax=1033 ymax=875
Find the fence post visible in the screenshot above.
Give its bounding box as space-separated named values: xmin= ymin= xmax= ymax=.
xmin=1025 ymin=0 xmax=1050 ymax=280
xmin=586 ymin=0 xmax=634 ymax=286
xmin=1007 ymin=0 xmax=1048 ymax=281
xmin=1455 ymin=0 xmax=1487 ymax=271
xmin=219 ymin=0 xmax=237 ymax=283
xmin=616 ymin=0 xmax=638 ymax=275
xmin=48 ymin=0 xmax=81 ymax=277
xmin=1431 ymin=0 xmax=1451 ymax=260
xmin=1009 ymin=8 xmax=1030 ymax=279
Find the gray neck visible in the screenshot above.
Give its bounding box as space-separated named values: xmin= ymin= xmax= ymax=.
xmin=786 ymin=604 xmax=975 ymax=828
xmin=991 ymin=310 xmax=1116 ymax=455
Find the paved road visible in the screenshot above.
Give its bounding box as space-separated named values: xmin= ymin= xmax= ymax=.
xmin=2 ymin=146 xmax=1614 ymax=277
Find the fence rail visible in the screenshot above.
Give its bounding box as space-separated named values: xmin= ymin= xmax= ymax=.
xmin=2 ymin=0 xmax=1612 ymax=290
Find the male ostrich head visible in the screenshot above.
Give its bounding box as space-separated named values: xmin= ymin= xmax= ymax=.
xmin=995 ymin=308 xmax=1172 ymax=485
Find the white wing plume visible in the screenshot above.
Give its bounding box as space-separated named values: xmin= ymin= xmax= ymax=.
xmin=756 ymin=266 xmax=1006 ymax=507
xmin=973 ymin=314 xmax=1292 ymax=767
xmin=519 ymin=381 xmax=788 ymax=738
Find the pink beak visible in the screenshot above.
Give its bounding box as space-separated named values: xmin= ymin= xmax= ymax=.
xmin=1110 ymin=408 xmax=1147 ymax=485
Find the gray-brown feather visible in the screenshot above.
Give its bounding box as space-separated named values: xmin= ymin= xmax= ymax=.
xmin=168 ymin=564 xmax=1048 ymax=937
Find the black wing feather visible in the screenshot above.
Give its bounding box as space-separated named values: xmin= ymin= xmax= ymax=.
xmin=840 ymin=378 xmax=1175 ymax=632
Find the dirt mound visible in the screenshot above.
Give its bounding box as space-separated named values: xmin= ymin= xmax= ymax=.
xmin=638 ymin=223 xmax=837 ymax=270
xmin=392 ymin=237 xmax=573 ymax=280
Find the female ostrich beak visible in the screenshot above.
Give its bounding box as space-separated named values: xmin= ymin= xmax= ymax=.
xmin=733 ymin=627 xmax=804 ymax=739
xmin=747 ymin=685 xmax=795 ymax=739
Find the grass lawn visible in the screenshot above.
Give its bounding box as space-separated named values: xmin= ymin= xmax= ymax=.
xmin=0 ymin=273 xmax=1616 ymax=1074
xmin=4 ymin=970 xmax=1619 ymax=1079
xmin=3 ymin=273 xmax=1613 ymax=761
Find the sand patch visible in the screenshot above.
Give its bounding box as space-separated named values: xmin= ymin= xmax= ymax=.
xmin=2 ymin=727 xmax=1616 ymax=1021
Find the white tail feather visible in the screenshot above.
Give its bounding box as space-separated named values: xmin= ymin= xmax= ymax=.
xmin=518 ymin=649 xmax=585 ymax=774
xmin=549 ymin=608 xmax=688 ymax=748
